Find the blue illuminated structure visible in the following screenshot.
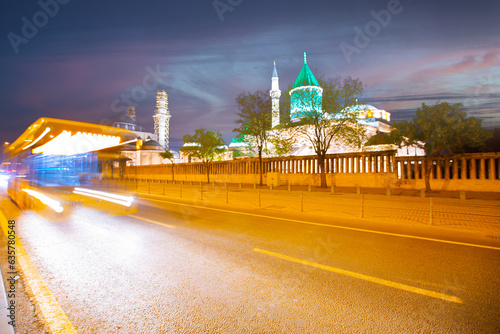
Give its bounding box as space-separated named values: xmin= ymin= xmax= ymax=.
xmin=5 ymin=118 xmax=140 ymax=187
xmin=289 ymin=52 xmax=323 ymax=121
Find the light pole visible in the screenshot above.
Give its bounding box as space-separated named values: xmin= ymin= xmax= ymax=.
xmin=1 ymin=142 xmax=9 ymax=167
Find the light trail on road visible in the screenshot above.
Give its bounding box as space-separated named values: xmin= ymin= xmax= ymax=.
xmin=2 ymin=191 xmax=500 ymax=333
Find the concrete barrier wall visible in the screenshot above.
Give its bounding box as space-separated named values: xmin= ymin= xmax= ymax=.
xmin=331 ymin=173 xmax=398 ymax=188
xmin=396 ymin=178 xmax=500 ymax=192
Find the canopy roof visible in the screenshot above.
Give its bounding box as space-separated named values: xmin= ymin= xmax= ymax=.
xmin=6 ymin=117 xmax=140 ymax=157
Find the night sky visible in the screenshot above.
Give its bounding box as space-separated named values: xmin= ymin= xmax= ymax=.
xmin=1 ymin=0 xmax=499 ymax=150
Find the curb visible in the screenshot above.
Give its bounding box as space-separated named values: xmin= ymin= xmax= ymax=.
xmin=0 ymin=266 xmax=15 ymax=334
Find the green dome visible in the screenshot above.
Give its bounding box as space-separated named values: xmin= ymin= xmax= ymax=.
xmin=292 ymin=52 xmax=320 ymax=89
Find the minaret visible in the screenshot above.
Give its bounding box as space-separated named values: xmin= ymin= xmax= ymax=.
xmin=153 ymin=90 xmax=171 ymax=149
xmin=270 ymin=61 xmax=281 ymax=128
xmin=126 ymin=106 xmax=136 ymax=122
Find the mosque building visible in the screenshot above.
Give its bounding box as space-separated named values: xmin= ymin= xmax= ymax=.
xmin=230 ymin=52 xmax=421 ymax=157
xmin=117 ymin=90 xmax=179 ymax=166
xmin=112 ymin=106 xmax=156 ymax=141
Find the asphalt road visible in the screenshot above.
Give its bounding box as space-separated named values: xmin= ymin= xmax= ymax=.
xmin=2 ymin=191 xmax=500 ymax=333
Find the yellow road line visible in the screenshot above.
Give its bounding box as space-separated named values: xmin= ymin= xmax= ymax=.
xmin=0 ymin=210 xmax=77 ymax=334
xmin=253 ymin=248 xmax=463 ymax=304
xmin=130 ymin=215 xmax=176 ymax=228
xmin=140 ymin=196 xmax=500 ymax=251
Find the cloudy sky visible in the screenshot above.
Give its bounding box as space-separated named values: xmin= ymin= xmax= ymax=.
xmin=1 ymin=0 xmax=499 ymax=150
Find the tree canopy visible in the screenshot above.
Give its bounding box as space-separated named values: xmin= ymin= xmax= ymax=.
xmin=391 ymin=102 xmax=492 ymax=191
xmin=159 ymin=149 xmax=175 ymax=181
xmin=233 ymin=90 xmax=272 ymax=185
xmin=392 ymin=102 xmax=491 ymax=156
xmin=278 ymin=75 xmax=367 ymax=187
xmin=159 ymin=150 xmax=174 ymax=160
xmin=180 ymin=128 xmax=226 ymax=182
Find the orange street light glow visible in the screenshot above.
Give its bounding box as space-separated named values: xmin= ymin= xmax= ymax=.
xmin=22 ymin=127 xmax=51 ymax=150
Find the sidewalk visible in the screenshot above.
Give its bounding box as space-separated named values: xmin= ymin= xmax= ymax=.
xmin=92 ymin=179 xmax=500 ymax=234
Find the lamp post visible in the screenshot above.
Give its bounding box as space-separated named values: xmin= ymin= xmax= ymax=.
xmin=1 ymin=142 xmax=9 ymax=167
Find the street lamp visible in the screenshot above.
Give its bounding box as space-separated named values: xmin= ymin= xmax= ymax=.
xmin=1 ymin=142 xmax=10 ymax=166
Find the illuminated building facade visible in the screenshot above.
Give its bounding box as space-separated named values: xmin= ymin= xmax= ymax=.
xmin=121 ymin=138 xmax=173 ymax=166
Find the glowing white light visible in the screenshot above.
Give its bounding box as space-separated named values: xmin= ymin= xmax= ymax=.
xmin=73 ymin=187 xmax=134 ymax=207
xmin=23 ymin=127 xmax=51 ymax=150
xmin=22 ymin=189 xmax=64 ymax=213
xmin=32 ymin=131 xmax=121 ymax=155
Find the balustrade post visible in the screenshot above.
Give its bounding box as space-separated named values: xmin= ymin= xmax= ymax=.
xmin=452 ymin=158 xmax=458 ymax=180
xmin=461 ymin=159 xmax=467 ymax=179
xmin=479 ymin=158 xmax=486 ymax=180
xmin=405 ymin=160 xmax=411 ymax=179
xmin=490 ymin=157 xmax=496 ymax=180
xmin=497 ymin=158 xmax=500 ymax=180
xmin=471 ymin=158 xmax=477 ymax=179
xmin=436 ymin=159 xmax=442 ymax=180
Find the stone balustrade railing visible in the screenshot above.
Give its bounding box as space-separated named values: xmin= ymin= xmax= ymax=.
xmin=123 ymin=151 xmax=397 ymax=177
xmin=121 ymin=151 xmax=499 ymax=191
xmin=396 ymin=152 xmax=500 ymax=181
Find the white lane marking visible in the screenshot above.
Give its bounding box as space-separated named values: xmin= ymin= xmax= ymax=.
xmin=139 ymin=196 xmax=500 ymax=251
xmin=253 ymin=248 xmax=462 ymax=303
xmin=130 ymin=215 xmax=176 ymax=228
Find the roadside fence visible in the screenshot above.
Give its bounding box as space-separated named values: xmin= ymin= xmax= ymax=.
xmin=89 ymin=178 xmax=500 ymax=231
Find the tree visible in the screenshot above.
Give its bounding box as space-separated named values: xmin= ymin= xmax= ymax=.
xmin=278 ymin=76 xmax=367 ymax=187
xmin=180 ymin=128 xmax=226 ymax=183
xmin=391 ymin=102 xmax=492 ymax=192
xmin=365 ymin=132 xmax=394 ymax=146
xmin=233 ymin=90 xmax=272 ymax=186
xmin=159 ymin=149 xmax=175 ymax=182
